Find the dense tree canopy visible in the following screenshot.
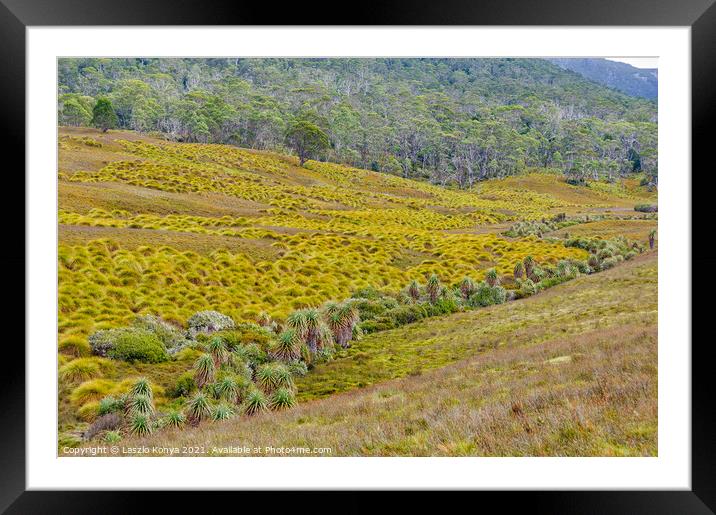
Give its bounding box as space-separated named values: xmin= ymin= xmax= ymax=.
xmin=91 ymin=97 xmax=118 ymax=132
xmin=58 ymin=58 xmax=657 ymax=186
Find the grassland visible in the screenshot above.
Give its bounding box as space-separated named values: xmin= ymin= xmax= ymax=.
xmin=57 ymin=127 xmax=657 ymax=455
xmin=72 ymin=252 xmax=657 ymax=456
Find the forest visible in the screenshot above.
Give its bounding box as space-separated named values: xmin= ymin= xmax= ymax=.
xmin=58 ymin=58 xmax=658 ymax=188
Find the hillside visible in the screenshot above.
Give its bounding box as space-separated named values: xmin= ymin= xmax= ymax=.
xmin=57 ymin=58 xmax=658 ymax=186
xmin=548 ymin=58 xmax=658 ymax=100
xmin=71 ymin=252 xmax=658 ymax=456
xmin=57 ymin=128 xmax=657 ymax=454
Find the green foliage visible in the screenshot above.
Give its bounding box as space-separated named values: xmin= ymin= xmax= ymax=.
xmin=426 ymin=274 xmax=442 ymax=304
xmin=91 ymin=97 xmax=118 ymax=132
xmin=271 ymin=329 xmax=301 ymax=361
xmin=212 ymin=403 xmax=235 ymax=421
xmin=165 ymin=410 xmax=186 ymax=429
xmin=107 ymin=329 xmax=169 ymax=363
xmin=98 ymin=395 xmax=125 ymax=416
xmin=104 ymin=431 xmax=122 ymax=444
xmin=129 ymin=394 xmax=154 ymax=416
xmin=286 ymin=119 xmax=330 ymax=166
xmin=256 ymin=362 xmax=293 ymax=393
xmin=269 ymin=387 xmax=296 ymax=410
xmin=130 ymin=377 xmax=153 ymax=399
xmin=187 ymin=310 xmax=235 ymax=337
xmin=634 ymin=204 xmax=658 ymax=213
xmin=170 ymin=372 xmax=197 ymax=398
xmin=59 ymin=58 xmax=657 ymax=183
xmin=193 ymin=354 xmax=215 ymax=389
xmin=243 ymin=388 xmax=269 ymax=416
xmin=186 ymin=392 xmax=212 ymax=423
xmin=468 ymin=283 xmax=507 ymax=307
xmin=129 ymin=413 xmax=152 ymax=436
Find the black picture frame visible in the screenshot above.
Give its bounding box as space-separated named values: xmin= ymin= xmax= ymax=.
xmin=2 ymin=0 xmax=711 ymax=512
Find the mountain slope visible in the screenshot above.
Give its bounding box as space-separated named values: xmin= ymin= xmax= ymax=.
xmin=58 ymin=58 xmax=658 ymax=185
xmin=548 ymin=58 xmax=658 ymax=100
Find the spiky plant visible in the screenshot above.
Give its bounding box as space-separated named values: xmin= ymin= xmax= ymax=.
xmin=513 ymin=261 xmax=524 ymax=279
xmin=256 ymin=311 xmax=272 ymax=327
xmin=287 ymin=308 xmax=322 ymax=354
xmin=523 ymin=256 xmax=536 ymax=279
xmin=587 ymin=254 xmax=600 ymax=271
xmin=215 ymin=377 xmax=241 ymax=404
xmin=193 ymin=353 xmax=215 ymax=389
xmin=165 ymin=410 xmax=186 ymax=429
xmin=324 ymin=302 xmax=358 ymax=348
xmin=271 ymin=329 xmax=301 ymax=361
xmin=207 ymin=337 xmax=229 ymax=367
xmin=129 ymin=393 xmax=154 ymax=416
xmin=458 ymin=277 xmax=477 ymax=300
xmin=256 ymin=362 xmax=292 ymax=392
xmin=212 ymin=403 xmax=235 ymax=421
xmin=426 ymin=274 xmax=441 ymax=304
xmin=243 ymin=388 xmax=268 ymax=416
xmin=186 ymin=392 xmax=212 ymax=423
xmin=104 ymin=430 xmax=121 ymax=444
xmin=129 ymin=413 xmax=152 ymax=436
xmin=130 ymin=377 xmax=153 ymax=400
xmin=407 ymin=280 xmax=421 ymax=301
xmin=269 ymin=387 xmax=296 ymax=411
xmin=485 ymin=268 xmax=500 ymax=287
xmin=648 ymin=229 xmax=656 ymax=250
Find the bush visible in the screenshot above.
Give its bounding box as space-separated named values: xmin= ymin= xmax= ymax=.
xmin=187 ymin=310 xmax=235 ymax=337
xmin=518 ymin=279 xmax=538 ymax=298
xmin=382 ymin=304 xmax=429 ymax=326
xmin=170 ymin=372 xmax=197 ymax=398
xmin=634 ymin=204 xmax=658 ymax=213
xmin=107 ymin=329 xmax=169 ymax=363
xmin=133 ymin=314 xmax=190 ymax=354
xmin=468 ymin=283 xmax=507 ymax=307
xmin=84 ymin=412 xmax=122 ymax=441
xmin=88 ymin=328 xmax=132 ymax=357
xmin=98 ymin=395 xmax=125 ymax=416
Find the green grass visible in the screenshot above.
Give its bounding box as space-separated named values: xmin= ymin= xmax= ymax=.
xmin=296 ymin=251 xmax=656 ymax=400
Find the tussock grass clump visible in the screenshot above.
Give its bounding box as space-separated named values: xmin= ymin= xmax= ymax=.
xmin=59 ymin=357 xmax=105 ymax=383
xmin=70 ymin=379 xmax=116 ymax=406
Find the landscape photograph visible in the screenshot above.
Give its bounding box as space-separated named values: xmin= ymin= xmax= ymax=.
xmin=56 ymin=57 xmax=658 ymax=457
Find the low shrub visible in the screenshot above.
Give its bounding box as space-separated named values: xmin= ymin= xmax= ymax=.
xmin=84 ymin=412 xmax=123 ymax=441
xmin=107 ymin=329 xmax=169 ymax=363
xmin=634 ymin=204 xmax=658 ymax=213
xmin=133 ymin=314 xmax=190 ymax=354
xmin=98 ymin=395 xmax=125 ymax=416
xmin=186 ymin=310 xmax=235 ymax=337
xmin=170 ymin=372 xmax=196 ymax=398
xmin=468 ymin=283 xmax=507 ymax=307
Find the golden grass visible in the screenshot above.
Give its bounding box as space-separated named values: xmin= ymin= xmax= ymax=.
xmin=87 ymin=252 xmax=656 ymax=456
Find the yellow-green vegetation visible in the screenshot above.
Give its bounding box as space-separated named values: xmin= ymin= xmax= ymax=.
xmin=58 ymin=128 xmax=657 ymax=455
xmin=72 ymin=252 xmax=657 ymax=456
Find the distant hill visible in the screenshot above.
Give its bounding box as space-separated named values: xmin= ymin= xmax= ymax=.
xmin=548 ymin=58 xmax=658 ymax=100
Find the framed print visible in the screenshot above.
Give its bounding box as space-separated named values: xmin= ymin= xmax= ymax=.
xmin=3 ymin=0 xmax=713 ymax=511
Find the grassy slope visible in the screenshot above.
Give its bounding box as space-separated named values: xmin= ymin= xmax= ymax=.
xmin=58 ymin=128 xmax=658 ymax=455
xmin=101 ymin=251 xmax=657 ymax=456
